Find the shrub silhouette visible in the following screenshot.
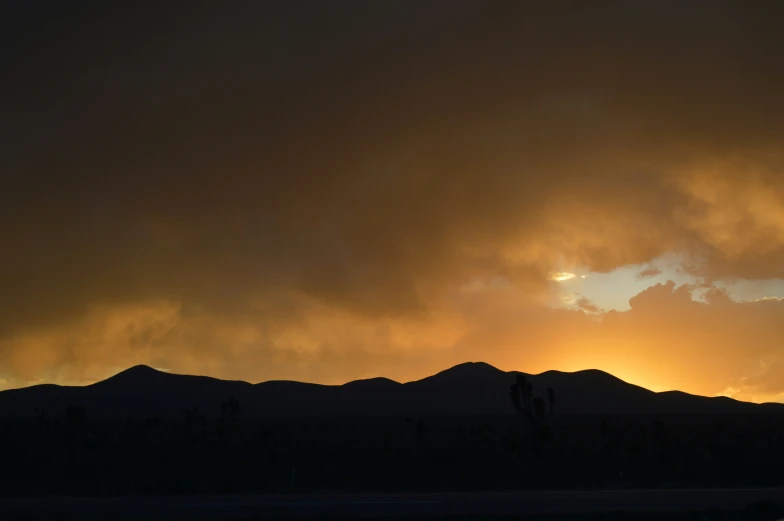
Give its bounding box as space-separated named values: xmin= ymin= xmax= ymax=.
xmin=221 ymin=397 xmax=241 ymax=421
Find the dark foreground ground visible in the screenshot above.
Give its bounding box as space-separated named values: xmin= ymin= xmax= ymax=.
xmin=3 ymin=490 xmax=784 ymax=520
xmin=3 ymin=413 xmax=784 ymax=495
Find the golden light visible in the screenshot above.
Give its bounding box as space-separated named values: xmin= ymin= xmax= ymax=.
xmin=549 ymin=346 xmax=672 ymax=394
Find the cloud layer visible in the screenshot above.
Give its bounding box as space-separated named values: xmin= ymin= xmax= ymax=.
xmin=2 ymin=1 xmax=784 ymax=399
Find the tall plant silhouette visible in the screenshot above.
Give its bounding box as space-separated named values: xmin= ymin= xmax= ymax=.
xmin=185 ymin=406 xmax=206 ymax=439
xmin=509 ymin=383 xmax=523 ymax=419
xmin=509 ymin=375 xmax=558 ymax=458
xmin=509 ymin=374 xmax=538 ymax=456
xmin=512 ymin=374 xmax=534 ymax=417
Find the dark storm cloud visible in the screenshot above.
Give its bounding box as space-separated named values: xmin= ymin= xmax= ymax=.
xmin=2 ymin=1 xmax=784 ymax=386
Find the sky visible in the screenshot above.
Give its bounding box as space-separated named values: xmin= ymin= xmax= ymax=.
xmin=3 ymin=1 xmax=784 ymax=403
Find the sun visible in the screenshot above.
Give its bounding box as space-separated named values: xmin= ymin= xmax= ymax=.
xmin=550 ymin=272 xmax=577 ymax=282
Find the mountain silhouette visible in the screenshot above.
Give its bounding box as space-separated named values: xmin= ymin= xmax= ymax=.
xmin=1 ymin=361 xmax=781 ymax=417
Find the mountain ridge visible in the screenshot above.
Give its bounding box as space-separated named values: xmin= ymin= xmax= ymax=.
xmin=1 ymin=361 xmax=781 ymax=417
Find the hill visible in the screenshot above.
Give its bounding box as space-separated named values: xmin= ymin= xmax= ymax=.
xmin=0 ymin=361 xmax=781 ymax=417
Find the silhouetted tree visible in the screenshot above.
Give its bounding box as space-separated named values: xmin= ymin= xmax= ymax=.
xmin=514 ymin=375 xmax=528 ymax=412
xmin=547 ymin=387 xmax=555 ymax=415
xmin=185 ymin=406 xmax=206 ymax=438
xmin=511 ymin=374 xmax=541 ymax=458
xmin=509 ymin=384 xmax=523 ymax=419
xmin=221 ymin=397 xmax=241 ymax=421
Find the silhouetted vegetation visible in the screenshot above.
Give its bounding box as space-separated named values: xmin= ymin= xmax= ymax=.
xmin=2 ymin=408 xmax=784 ymax=497
xmin=2 ymin=366 xmax=784 ymax=497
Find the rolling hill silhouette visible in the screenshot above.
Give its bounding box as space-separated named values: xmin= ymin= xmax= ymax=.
xmin=1 ymin=361 xmax=781 ymax=417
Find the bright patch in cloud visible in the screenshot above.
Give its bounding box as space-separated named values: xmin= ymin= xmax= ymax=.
xmin=551 ymin=272 xmax=577 ymax=282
